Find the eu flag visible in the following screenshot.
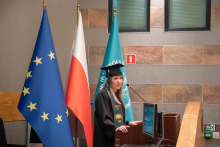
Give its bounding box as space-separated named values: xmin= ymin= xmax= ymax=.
xmin=17 ymin=7 xmax=74 ymax=147
xmin=92 ymin=15 xmax=134 ymax=121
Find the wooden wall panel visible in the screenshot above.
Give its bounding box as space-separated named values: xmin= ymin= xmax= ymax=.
xmin=0 ymin=92 xmax=25 ymax=122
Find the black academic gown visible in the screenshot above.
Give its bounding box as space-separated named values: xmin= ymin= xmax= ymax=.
xmin=93 ymin=89 xmax=129 ymax=147
xmin=0 ymin=117 xmax=7 ymax=147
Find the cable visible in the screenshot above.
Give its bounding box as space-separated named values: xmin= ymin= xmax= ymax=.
xmin=162 ymin=138 xmax=175 ymax=143
xmin=157 ymin=138 xmax=175 ymax=147
xmin=157 ymin=138 xmax=175 ymax=143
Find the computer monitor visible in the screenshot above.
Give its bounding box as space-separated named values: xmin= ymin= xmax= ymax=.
xmin=142 ymin=103 xmax=158 ymax=138
xmin=157 ymin=112 xmax=164 ymax=136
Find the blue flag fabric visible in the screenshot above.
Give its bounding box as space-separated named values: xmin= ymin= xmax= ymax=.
xmin=17 ymin=7 xmax=74 ymax=147
xmin=92 ymin=15 xmax=134 ymax=121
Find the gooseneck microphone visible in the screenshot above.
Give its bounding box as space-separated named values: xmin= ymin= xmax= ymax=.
xmin=126 ymin=84 xmax=147 ymax=103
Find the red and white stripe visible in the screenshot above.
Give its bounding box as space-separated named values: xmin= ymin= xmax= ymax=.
xmin=66 ymin=12 xmax=93 ymax=147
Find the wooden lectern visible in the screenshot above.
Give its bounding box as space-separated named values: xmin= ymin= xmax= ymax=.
xmin=115 ymin=114 xmax=180 ymax=147
xmin=176 ymin=102 xmax=204 ymax=147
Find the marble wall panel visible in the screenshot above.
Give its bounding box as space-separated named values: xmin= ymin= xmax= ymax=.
xmin=88 ymin=46 xmax=106 ymax=65
xmin=121 ymin=46 xmax=126 ymax=64
xmin=128 ymin=84 xmax=162 ymax=103
xmin=89 ymin=9 xmax=107 ymax=28
xmin=204 ymin=45 xmax=220 ymax=65
xmin=164 ymin=45 xmax=203 ymax=65
xmin=211 ymin=5 xmax=220 ymax=25
xmin=78 ymin=0 xmax=108 ymax=9
xmin=88 ymin=45 xmax=220 ymax=65
xmin=150 ymin=7 xmax=164 ymax=26
xmin=88 ymin=46 xmax=126 ymax=65
xmin=203 ymin=85 xmax=220 ymax=104
xmin=80 ymin=9 xmax=89 ymax=28
xmin=163 ymin=85 xmax=202 ymax=103
xmin=126 ymin=46 xmax=163 ymax=64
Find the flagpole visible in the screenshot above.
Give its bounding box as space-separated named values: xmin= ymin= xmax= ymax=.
xmin=43 ymin=2 xmax=46 ymax=147
xmin=114 ymin=9 xmax=117 ymax=16
xmin=43 ymin=3 xmax=46 ymax=147
xmin=77 ymin=5 xmax=80 ymax=23
xmin=43 ymin=0 xmax=46 ymax=11
xmin=42 ymin=1 xmax=46 ymax=145
xmin=74 ymin=5 xmax=80 ymax=147
xmin=42 ymin=1 xmax=46 ymax=147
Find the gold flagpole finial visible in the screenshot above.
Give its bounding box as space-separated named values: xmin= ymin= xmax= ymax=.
xmin=77 ymin=5 xmax=80 ymax=12
xmin=43 ymin=0 xmax=46 ymax=11
xmin=114 ymin=9 xmax=117 ymax=16
xmin=77 ymin=5 xmax=80 ymax=25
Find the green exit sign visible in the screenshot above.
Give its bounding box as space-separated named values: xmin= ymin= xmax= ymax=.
xmin=209 ymin=124 xmax=216 ymax=131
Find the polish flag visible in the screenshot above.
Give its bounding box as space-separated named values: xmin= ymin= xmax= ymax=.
xmin=66 ymin=12 xmax=93 ymax=147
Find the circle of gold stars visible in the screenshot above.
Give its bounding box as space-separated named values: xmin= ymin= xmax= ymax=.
xmin=23 ymin=50 xmax=69 ymax=125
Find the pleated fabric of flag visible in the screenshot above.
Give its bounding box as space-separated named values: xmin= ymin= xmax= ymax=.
xmin=66 ymin=12 xmax=93 ymax=147
xmin=93 ymin=15 xmax=134 ymax=121
xmin=17 ymin=7 xmax=75 ymax=147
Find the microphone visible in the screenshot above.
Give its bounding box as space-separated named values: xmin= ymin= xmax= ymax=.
xmin=126 ymin=84 xmax=147 ymax=103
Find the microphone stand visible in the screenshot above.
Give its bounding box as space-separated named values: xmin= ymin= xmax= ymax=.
xmin=126 ymin=84 xmax=147 ymax=103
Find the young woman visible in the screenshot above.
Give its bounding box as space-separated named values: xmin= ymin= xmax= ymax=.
xmin=93 ymin=64 xmax=141 ymax=147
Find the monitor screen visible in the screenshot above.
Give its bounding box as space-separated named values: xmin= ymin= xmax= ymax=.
xmin=143 ymin=103 xmax=157 ymax=138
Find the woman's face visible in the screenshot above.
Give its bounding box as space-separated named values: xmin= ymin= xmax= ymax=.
xmin=110 ymin=75 xmax=123 ymax=92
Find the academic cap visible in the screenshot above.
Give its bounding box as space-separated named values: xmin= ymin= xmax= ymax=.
xmin=100 ymin=64 xmax=124 ymax=78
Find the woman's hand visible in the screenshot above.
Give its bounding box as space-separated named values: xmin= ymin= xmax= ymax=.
xmin=115 ymin=125 xmax=130 ymax=133
xmin=128 ymin=121 xmax=142 ymax=126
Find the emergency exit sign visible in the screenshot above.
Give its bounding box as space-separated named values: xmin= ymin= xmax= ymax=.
xmin=209 ymin=124 xmax=216 ymax=131
xmin=126 ymin=54 xmax=136 ymax=64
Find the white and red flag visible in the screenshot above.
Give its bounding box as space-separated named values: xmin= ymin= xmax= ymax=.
xmin=66 ymin=12 xmax=93 ymax=147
